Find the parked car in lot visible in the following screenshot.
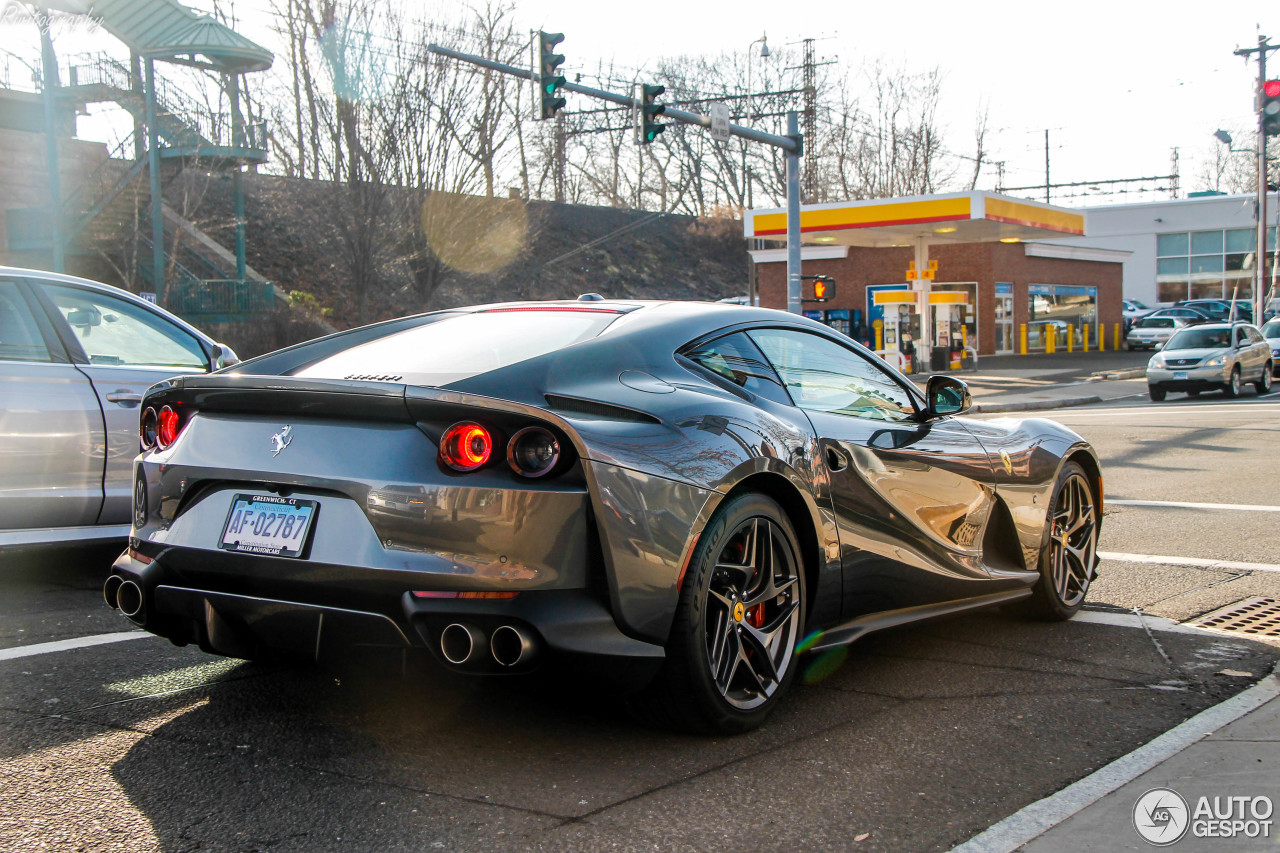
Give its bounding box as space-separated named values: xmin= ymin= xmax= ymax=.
xmin=1174 ymin=299 xmax=1252 ymax=322
xmin=1126 ymin=315 xmax=1191 ymax=350
xmin=1262 ymin=319 xmax=1280 ymax=376
xmin=105 ymin=298 xmax=1103 ymax=732
xmin=1144 ymin=306 xmax=1214 ymax=326
xmin=1122 ymin=298 xmax=1155 ymax=332
xmin=0 ymin=267 xmax=237 ymax=550
xmin=1146 ymin=322 xmax=1273 ymax=401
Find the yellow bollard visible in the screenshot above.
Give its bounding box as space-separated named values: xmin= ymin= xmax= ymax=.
xmin=1020 ymin=324 xmax=1028 ymax=355
xmin=961 ymin=325 xmax=968 ymax=349
xmin=1098 ymin=322 xmax=1105 ymax=352
xmin=1047 ymin=326 xmax=1056 ymax=354
xmin=1114 ymin=323 xmax=1122 ymax=351
xmin=875 ymin=327 xmax=883 ymax=351
xmin=1068 ymin=329 xmax=1074 ymax=353
xmin=1084 ymin=324 xmax=1090 ymax=352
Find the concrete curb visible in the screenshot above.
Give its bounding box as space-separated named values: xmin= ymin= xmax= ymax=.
xmin=971 ymin=395 xmax=1103 ymax=414
xmin=1094 ymin=367 xmax=1147 ymax=380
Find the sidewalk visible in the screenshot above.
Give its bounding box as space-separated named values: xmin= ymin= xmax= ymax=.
xmin=953 ymin=664 xmax=1280 ymax=852
xmin=910 ymin=350 xmax=1152 ymax=413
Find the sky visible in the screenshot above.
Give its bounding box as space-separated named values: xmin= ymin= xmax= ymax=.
xmin=2 ymin=0 xmax=1276 ymax=207
xmin=510 ymin=0 xmax=1278 ymax=203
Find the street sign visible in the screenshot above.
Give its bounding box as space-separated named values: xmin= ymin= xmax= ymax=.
xmin=140 ymin=292 xmax=157 ymax=303
xmin=709 ymin=101 xmax=730 ymax=142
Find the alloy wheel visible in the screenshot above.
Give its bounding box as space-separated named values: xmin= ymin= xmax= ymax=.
xmin=1048 ymin=473 xmax=1097 ymax=608
xmin=704 ymin=517 xmax=802 ymax=711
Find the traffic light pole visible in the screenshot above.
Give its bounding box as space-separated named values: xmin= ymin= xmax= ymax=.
xmin=1236 ymin=35 xmax=1276 ymax=320
xmin=427 ymin=42 xmax=806 ymax=314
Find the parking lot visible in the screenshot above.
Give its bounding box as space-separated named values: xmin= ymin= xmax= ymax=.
xmin=3 ymin=394 xmax=1279 ymax=852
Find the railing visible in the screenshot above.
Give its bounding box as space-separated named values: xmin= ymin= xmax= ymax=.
xmin=61 ymin=53 xmax=268 ymax=154
xmin=166 ymin=279 xmax=274 ymax=318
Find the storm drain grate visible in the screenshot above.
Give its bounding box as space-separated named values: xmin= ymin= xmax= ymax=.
xmin=1192 ymin=597 xmax=1280 ymax=638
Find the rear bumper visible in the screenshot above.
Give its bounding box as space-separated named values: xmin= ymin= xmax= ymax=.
xmin=109 ymin=549 xmax=665 ymax=683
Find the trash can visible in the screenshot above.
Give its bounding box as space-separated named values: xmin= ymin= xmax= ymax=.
xmin=930 ymin=346 xmax=950 ymax=372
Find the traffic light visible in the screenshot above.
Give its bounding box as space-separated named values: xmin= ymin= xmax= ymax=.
xmin=812 ymin=276 xmax=834 ymax=302
xmin=1262 ymin=79 xmax=1280 ymax=136
xmin=638 ymin=83 xmax=666 ymax=144
xmin=537 ymin=31 xmax=566 ymax=120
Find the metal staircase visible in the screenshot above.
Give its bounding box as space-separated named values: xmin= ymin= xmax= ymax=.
xmin=136 ymin=219 xmax=272 ymax=323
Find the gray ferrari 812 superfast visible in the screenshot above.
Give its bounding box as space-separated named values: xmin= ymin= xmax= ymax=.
xmin=106 ymin=298 xmax=1101 ymax=732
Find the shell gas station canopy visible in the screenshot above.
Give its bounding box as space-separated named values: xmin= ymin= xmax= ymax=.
xmin=743 ymin=191 xmax=1084 ymax=247
xmin=743 ymin=191 xmax=1088 ymax=356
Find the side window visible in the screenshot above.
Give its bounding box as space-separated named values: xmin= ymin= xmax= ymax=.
xmin=0 ymin=281 xmax=51 ymax=363
xmin=1249 ymin=328 xmax=1266 ymax=345
xmin=749 ymin=328 xmax=916 ymax=422
xmin=42 ymin=284 xmax=207 ymax=369
xmin=1235 ymin=327 xmax=1249 ymax=347
xmin=683 ymin=332 xmax=791 ymax=405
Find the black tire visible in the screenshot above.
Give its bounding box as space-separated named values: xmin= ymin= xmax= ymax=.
xmin=1126 ymin=343 xmax=1135 ymax=351
xmin=1257 ymin=364 xmax=1273 ymax=395
xmin=1014 ymin=461 xmax=1098 ymax=621
xmin=1148 ymin=385 xmax=1166 ymax=402
xmin=1224 ymin=366 xmax=1242 ymax=398
xmin=630 ymin=492 xmax=807 ymax=734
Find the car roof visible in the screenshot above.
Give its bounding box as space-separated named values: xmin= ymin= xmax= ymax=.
xmin=1 ymin=265 xmax=217 ymax=345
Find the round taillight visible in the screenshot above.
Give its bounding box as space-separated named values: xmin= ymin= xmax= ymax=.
xmin=508 ymin=426 xmax=560 ymax=478
xmin=140 ymin=407 xmax=158 ymax=449
xmin=156 ymin=406 xmax=180 ymax=448
xmin=439 ymin=422 xmax=493 ymax=471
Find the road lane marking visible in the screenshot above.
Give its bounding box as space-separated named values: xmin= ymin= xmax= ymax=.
xmin=0 ymin=631 xmax=151 ymax=662
xmin=1098 ymin=551 xmax=1280 ymax=573
xmin=1107 ymin=498 xmax=1280 ymax=513
xmin=1050 ymin=402 xmax=1280 ymax=417
xmin=947 ymin=662 xmax=1280 ymax=853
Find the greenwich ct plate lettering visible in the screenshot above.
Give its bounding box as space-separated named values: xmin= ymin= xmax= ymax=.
xmin=220 ymin=494 xmax=317 ymax=557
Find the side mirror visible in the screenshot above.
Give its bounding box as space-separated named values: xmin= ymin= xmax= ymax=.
xmin=925 ymin=375 xmax=971 ymax=419
xmin=211 ymin=342 xmax=240 ymax=370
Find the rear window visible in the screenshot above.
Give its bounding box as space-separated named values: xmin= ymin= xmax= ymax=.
xmin=296 ymin=308 xmax=621 ymax=385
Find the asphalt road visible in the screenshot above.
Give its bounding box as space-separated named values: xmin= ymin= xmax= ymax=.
xmin=2 ymin=396 xmax=1279 ymax=852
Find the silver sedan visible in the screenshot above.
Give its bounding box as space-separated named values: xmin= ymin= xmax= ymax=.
xmin=0 ymin=268 xmax=237 ymax=550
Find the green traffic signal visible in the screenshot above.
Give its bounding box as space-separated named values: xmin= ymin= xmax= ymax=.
xmin=538 ymin=31 xmax=566 ymax=120
xmin=639 ymin=83 xmax=666 ymax=145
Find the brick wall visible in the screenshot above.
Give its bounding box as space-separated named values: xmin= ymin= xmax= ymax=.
xmin=757 ymin=241 xmax=1123 ymax=355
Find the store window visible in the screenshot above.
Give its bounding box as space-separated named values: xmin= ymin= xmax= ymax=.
xmin=1156 ymin=227 xmax=1277 ymax=303
xmin=1027 ymin=284 xmax=1097 ymax=350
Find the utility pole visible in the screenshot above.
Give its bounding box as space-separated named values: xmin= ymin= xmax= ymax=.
xmin=1235 ymin=35 xmax=1277 ymax=322
xmin=1044 ymin=129 xmax=1050 ymax=203
xmin=802 ymin=38 xmax=817 ymax=202
xmin=554 ymin=111 xmax=566 ymax=202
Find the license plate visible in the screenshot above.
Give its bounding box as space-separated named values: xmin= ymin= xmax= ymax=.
xmin=220 ymin=494 xmax=317 ymax=557
xmin=1174 ymin=371 xmax=1189 ymax=380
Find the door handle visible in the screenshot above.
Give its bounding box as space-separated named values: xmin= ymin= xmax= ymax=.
xmin=105 ymin=391 xmax=143 ymax=407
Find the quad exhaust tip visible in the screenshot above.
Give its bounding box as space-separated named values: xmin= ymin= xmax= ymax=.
xmin=103 ymin=575 xmax=123 ymax=610
xmin=490 ymin=624 xmax=535 ymax=667
xmin=440 ymin=623 xmax=485 ymax=666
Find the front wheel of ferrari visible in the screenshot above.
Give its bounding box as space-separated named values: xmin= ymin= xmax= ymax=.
xmin=1015 ymin=461 xmax=1098 ymax=621
xmin=631 ymin=493 xmax=806 ymax=734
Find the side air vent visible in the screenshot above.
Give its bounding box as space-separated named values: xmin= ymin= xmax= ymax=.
xmin=545 ymin=394 xmax=661 ymax=424
xmin=345 ymin=373 xmax=403 ymax=382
